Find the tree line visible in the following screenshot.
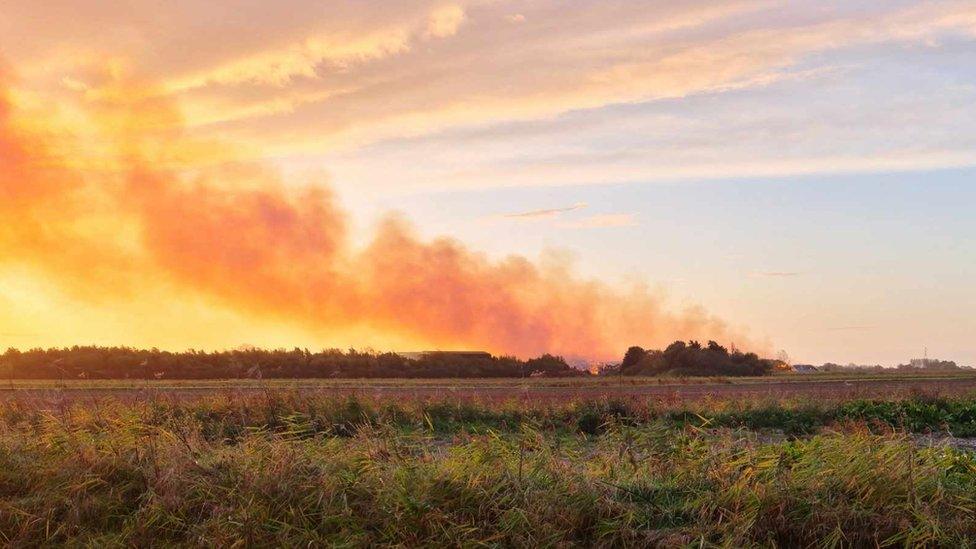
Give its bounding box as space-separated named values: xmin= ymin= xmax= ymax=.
xmin=0 ymin=341 xmax=781 ymax=379
xmin=816 ymin=359 xmax=971 ymax=373
xmin=0 ymin=347 xmax=584 ymax=379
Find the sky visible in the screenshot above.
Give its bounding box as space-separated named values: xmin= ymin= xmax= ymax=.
xmin=1 ymin=1 xmax=974 ymax=364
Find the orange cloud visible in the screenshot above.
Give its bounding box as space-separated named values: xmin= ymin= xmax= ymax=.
xmin=0 ymin=65 xmax=749 ymax=361
xmin=0 ymin=68 xmax=142 ymax=301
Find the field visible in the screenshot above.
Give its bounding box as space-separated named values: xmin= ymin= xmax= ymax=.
xmin=5 ymin=371 xmax=976 ymax=401
xmin=3 ymin=375 xmax=976 ymax=547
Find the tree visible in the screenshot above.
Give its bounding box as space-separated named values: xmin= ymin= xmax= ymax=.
xmin=608 ymin=340 xmax=778 ymax=377
xmin=621 ymin=346 xmax=646 ymax=371
xmin=707 ymin=341 xmax=727 ymax=353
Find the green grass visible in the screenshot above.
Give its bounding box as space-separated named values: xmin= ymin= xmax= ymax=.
xmin=2 ymin=392 xmax=976 ymax=546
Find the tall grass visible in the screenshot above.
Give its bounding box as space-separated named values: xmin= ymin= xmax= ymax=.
xmin=1 ymin=392 xmax=975 ymax=546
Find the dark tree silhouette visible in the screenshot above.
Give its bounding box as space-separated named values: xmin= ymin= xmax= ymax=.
xmin=621 ymin=346 xmax=646 ymax=370
xmin=617 ymin=340 xmax=779 ymax=377
xmin=0 ymin=346 xmax=586 ymax=379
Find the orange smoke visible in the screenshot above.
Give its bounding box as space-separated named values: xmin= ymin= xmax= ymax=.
xmin=0 ymin=66 xmax=750 ymax=361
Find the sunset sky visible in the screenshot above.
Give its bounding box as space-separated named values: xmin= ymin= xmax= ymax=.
xmin=1 ymin=1 xmax=975 ymax=364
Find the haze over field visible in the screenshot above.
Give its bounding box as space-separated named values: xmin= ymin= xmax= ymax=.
xmin=1 ymin=1 xmax=975 ymax=364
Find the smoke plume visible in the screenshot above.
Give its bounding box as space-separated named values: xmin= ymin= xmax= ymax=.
xmin=0 ymin=66 xmax=752 ymax=361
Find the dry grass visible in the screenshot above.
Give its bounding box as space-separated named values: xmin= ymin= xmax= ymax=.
xmin=1 ymin=391 xmax=975 ymax=546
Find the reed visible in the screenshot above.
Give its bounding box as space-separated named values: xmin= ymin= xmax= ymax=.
xmin=1 ymin=391 xmax=975 ymax=546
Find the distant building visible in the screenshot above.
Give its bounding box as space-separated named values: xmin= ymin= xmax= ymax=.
xmin=902 ymin=357 xmax=960 ymax=371
xmin=792 ymin=364 xmax=819 ymax=374
xmin=396 ymin=351 xmax=492 ymax=361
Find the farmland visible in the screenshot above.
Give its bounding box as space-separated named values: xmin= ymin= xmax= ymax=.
xmin=4 ymin=371 xmax=976 ymax=401
xmin=2 ymin=376 xmax=976 ymax=546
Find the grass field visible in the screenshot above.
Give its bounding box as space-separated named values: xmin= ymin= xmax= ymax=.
xmin=6 ymin=370 xmax=976 ymax=388
xmin=3 ymin=380 xmax=976 ymax=546
xmin=5 ymin=371 xmax=976 ymax=403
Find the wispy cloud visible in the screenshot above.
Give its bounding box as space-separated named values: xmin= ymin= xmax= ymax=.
xmin=503 ymin=202 xmax=587 ymax=220
xmin=8 ymin=0 xmax=976 ymax=191
xmin=560 ymin=213 xmax=638 ymax=229
xmin=751 ymin=271 xmax=802 ymax=278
